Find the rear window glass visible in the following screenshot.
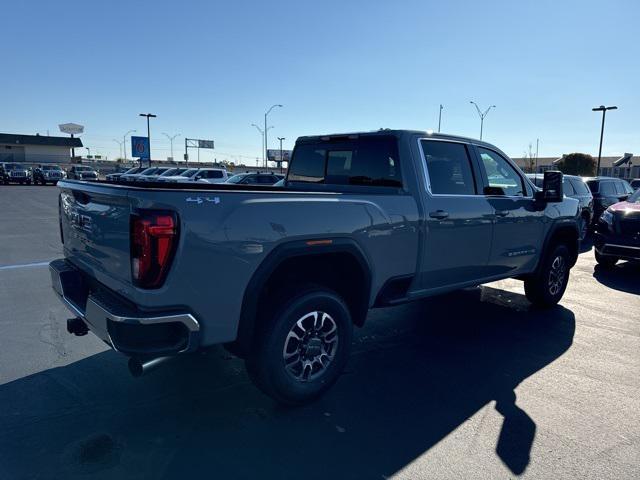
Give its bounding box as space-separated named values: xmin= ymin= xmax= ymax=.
xmin=586 ymin=181 xmax=599 ymax=193
xmin=571 ymin=178 xmax=590 ymax=195
xmin=288 ymin=136 xmax=402 ymax=187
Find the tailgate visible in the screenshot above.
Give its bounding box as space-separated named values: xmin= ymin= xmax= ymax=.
xmin=59 ymin=181 xmax=133 ymax=289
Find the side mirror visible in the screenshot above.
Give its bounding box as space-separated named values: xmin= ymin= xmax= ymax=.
xmin=536 ymin=170 xmax=563 ymax=203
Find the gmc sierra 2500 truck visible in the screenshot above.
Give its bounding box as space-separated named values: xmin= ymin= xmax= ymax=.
xmin=50 ymin=130 xmax=579 ymax=404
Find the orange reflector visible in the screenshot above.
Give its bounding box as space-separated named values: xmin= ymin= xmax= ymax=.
xmin=306 ymin=239 xmax=333 ymax=246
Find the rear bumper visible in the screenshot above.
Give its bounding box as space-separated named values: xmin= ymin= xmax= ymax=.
xmin=50 ymin=258 xmax=200 ymax=356
xmin=593 ymin=232 xmax=640 ymax=261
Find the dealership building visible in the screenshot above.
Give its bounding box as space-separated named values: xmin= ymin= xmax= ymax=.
xmin=0 ymin=133 xmax=83 ymax=165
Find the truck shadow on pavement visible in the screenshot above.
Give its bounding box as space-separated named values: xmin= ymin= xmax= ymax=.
xmin=0 ymin=286 xmax=575 ymax=479
xmin=592 ymin=262 xmax=640 ymax=295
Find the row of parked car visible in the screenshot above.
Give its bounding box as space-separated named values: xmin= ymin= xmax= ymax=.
xmin=0 ymin=163 xmax=100 ymax=185
xmin=105 ymin=166 xmax=284 ymax=185
xmin=0 ymin=163 xmax=286 ymax=186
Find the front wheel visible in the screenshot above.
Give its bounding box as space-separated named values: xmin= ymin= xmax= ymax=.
xmin=524 ymin=244 xmax=571 ymax=308
xmin=246 ymin=286 xmax=353 ymax=405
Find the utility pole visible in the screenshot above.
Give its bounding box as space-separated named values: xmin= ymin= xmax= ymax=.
xmin=592 ymin=105 xmax=618 ymax=174
xmin=264 ymin=104 xmax=282 ymax=168
xmin=469 ymin=101 xmax=496 ymax=140
xmin=277 ymin=137 xmax=285 ymax=173
xmin=162 ymin=132 xmax=180 ymax=161
xmin=139 ymin=113 xmax=156 ymax=167
xmin=438 ymin=104 xmax=444 ymax=133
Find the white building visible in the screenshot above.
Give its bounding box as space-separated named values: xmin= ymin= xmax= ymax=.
xmin=0 ymin=133 xmax=82 ymax=165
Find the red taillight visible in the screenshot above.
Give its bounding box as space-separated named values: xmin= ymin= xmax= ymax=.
xmin=130 ymin=211 xmax=178 ymax=288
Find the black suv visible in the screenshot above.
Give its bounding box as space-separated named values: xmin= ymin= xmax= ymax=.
xmin=67 ymin=165 xmax=99 ymax=181
xmin=32 ymin=164 xmax=66 ymax=185
xmin=584 ymin=177 xmax=634 ymax=226
xmin=528 ymin=174 xmax=593 ymax=240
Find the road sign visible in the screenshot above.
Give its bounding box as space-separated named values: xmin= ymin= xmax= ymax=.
xmin=59 ymin=123 xmax=84 ymax=135
xmin=198 ymin=140 xmax=214 ymax=149
xmin=267 ymin=149 xmax=292 ymax=163
xmin=131 ymin=136 xmax=150 ymax=159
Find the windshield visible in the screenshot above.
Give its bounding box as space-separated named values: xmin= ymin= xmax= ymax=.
xmin=159 ymin=168 xmax=182 ymax=177
xmin=5 ymin=163 xmax=25 ymax=170
xmin=179 ymin=169 xmax=198 ymax=177
xmin=42 ymin=165 xmax=62 ymax=171
xmin=139 ymin=167 xmax=157 ymax=175
xmin=123 ymin=167 xmax=141 ymax=174
xmin=628 ymin=189 xmax=640 ymax=203
xmin=76 ymin=166 xmax=92 ymax=171
xmin=226 ymin=174 xmax=248 ymax=183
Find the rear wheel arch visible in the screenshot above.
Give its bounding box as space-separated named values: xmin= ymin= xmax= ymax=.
xmin=232 ymin=239 xmax=372 ymax=357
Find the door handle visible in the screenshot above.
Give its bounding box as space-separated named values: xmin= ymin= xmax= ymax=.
xmin=429 ymin=210 xmax=449 ymax=220
xmin=494 ymin=210 xmax=509 ymax=217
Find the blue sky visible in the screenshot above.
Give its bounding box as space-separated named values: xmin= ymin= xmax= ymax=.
xmin=3 ymin=0 xmax=639 ymax=163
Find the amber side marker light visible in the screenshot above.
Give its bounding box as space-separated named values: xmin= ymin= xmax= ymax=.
xmin=306 ymin=239 xmax=333 ymax=246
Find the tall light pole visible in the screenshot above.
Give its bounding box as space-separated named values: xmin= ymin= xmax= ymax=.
xmin=252 ymin=123 xmax=272 ymax=169
xmin=438 ymin=104 xmax=444 ymax=133
xmin=162 ymin=132 xmax=180 ymax=161
xmin=123 ymin=129 xmax=136 ymax=161
xmin=592 ymin=105 xmax=617 ymax=174
xmin=139 ymin=113 xmax=156 ymax=166
xmin=264 ymin=104 xmax=282 ymax=168
xmin=85 ymin=147 xmax=91 ymax=158
xmin=113 ymin=139 xmax=124 ymax=159
xmin=470 ymin=101 xmax=496 ymax=140
xmin=277 ymin=137 xmax=285 ymax=173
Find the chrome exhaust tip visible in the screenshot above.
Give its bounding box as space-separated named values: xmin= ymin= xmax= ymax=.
xmin=128 ymin=356 xmax=172 ymax=378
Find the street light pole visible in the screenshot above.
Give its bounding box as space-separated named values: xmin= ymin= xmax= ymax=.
xmin=113 ymin=139 xmax=124 ymax=159
xmin=139 ymin=113 xmax=156 ymax=166
xmin=264 ymin=104 xmax=282 ymax=168
xmin=277 ymin=137 xmax=285 ymax=173
xmin=85 ymin=147 xmax=91 ymax=158
xmin=470 ymin=101 xmax=496 ymax=140
xmin=438 ymin=104 xmax=444 ymax=133
xmin=592 ymin=105 xmax=618 ymax=174
xmin=251 ymin=124 xmax=265 ymax=167
xmin=162 ymin=132 xmax=180 ymax=162
xmin=123 ymin=129 xmax=136 ymax=162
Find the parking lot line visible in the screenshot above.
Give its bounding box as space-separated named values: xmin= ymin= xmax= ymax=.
xmin=0 ymin=261 xmax=51 ymax=271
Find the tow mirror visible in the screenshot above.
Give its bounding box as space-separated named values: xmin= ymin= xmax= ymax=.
xmin=535 ymin=170 xmax=563 ymax=202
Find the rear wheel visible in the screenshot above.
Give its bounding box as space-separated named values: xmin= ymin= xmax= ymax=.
xmin=524 ymin=244 xmax=571 ymax=308
xmin=595 ymin=250 xmax=618 ymax=267
xmin=246 ymin=286 xmax=353 ymax=405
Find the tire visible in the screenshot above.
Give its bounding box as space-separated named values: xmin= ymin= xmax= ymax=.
xmin=524 ymin=244 xmax=571 ymax=308
xmin=595 ymin=250 xmax=618 ymax=267
xmin=245 ymin=286 xmax=353 ymax=405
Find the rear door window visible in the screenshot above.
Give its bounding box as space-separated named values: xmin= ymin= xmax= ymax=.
xmin=420 ymin=140 xmax=476 ymax=195
xmin=600 ymin=182 xmax=616 ymax=195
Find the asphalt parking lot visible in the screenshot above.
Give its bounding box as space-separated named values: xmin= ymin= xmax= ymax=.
xmin=0 ymin=185 xmax=638 ymax=480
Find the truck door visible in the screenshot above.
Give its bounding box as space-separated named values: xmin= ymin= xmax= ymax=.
xmin=474 ymin=147 xmax=544 ymax=275
xmin=417 ymin=139 xmax=495 ymax=290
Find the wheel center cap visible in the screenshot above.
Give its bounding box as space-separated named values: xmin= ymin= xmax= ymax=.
xmin=305 ymin=337 xmax=322 ymax=358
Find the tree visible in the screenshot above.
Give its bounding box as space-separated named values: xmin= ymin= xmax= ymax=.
xmin=554 ymin=153 xmax=596 ymax=176
xmin=522 ymin=143 xmax=536 ymax=173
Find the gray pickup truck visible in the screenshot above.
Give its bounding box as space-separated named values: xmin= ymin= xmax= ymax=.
xmin=50 ymin=130 xmax=579 ymax=404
